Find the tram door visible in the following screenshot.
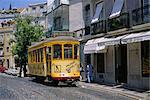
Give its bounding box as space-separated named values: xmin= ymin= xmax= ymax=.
xmin=46 ymin=47 xmax=52 ymax=75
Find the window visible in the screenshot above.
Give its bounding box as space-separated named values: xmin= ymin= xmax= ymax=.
xmin=38 ymin=49 xmax=40 ymax=62
xmin=53 ymin=44 xmax=62 ymax=59
xmin=85 ymin=4 xmax=91 ymax=24
xmin=91 ymin=2 xmax=103 ymax=23
xmin=0 ymin=35 xmax=3 ymax=41
xmin=7 ymin=59 xmax=9 ymax=68
xmin=32 ymin=7 xmax=36 ymax=10
xmin=74 ymin=45 xmax=79 ymax=59
xmin=32 ymin=7 xmax=36 ymax=13
xmin=36 ymin=50 xmax=38 ymax=62
xmin=54 ymin=0 xmax=60 ymax=7
xmin=33 ymin=50 xmax=36 ymax=62
xmin=85 ymin=26 xmax=90 ymax=35
xmin=143 ymin=0 xmax=150 ymax=6
xmin=141 ymin=41 xmax=150 ymax=77
xmin=97 ymin=53 xmax=105 ymax=73
xmin=7 ymin=47 xmax=9 ymax=52
xmin=40 ymin=48 xmax=43 ymax=62
xmin=64 ymin=44 xmax=72 ymax=59
xmin=40 ymin=6 xmax=44 ymax=12
xmin=40 ymin=6 xmax=44 ymax=9
xmin=54 ymin=17 xmax=62 ymax=30
xmin=0 ymin=48 xmax=3 ymax=56
xmin=109 ymin=0 xmax=124 ymax=18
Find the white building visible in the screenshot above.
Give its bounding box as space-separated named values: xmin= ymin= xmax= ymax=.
xmin=82 ymin=0 xmax=150 ymax=90
xmin=46 ymin=0 xmax=84 ymax=37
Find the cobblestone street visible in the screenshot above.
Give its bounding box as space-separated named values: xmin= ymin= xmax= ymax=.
xmin=0 ymin=73 xmax=146 ymax=100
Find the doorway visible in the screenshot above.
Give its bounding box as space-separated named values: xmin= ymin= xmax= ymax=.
xmin=115 ymin=44 xmax=127 ymax=83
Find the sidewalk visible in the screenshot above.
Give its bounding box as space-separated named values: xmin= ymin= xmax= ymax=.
xmin=78 ymin=81 xmax=150 ymax=100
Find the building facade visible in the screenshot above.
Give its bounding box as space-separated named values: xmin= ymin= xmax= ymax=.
xmin=82 ymin=0 xmax=150 ymax=89
xmin=46 ymin=0 xmax=84 ymax=37
xmin=21 ymin=2 xmax=47 ymax=32
xmin=0 ymin=8 xmax=23 ymax=68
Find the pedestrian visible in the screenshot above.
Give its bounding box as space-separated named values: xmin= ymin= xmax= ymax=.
xmin=87 ymin=63 xmax=93 ymax=83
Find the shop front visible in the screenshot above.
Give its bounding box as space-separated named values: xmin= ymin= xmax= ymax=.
xmin=84 ymin=31 xmax=150 ymax=89
xmin=122 ymin=31 xmax=150 ymax=89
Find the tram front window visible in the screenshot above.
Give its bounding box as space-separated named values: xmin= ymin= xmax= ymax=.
xmin=74 ymin=45 xmax=79 ymax=59
xmin=64 ymin=44 xmax=72 ymax=59
xmin=53 ymin=44 xmax=62 ymax=59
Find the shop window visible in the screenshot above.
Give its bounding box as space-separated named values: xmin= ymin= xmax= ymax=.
xmin=97 ymin=53 xmax=105 ymax=73
xmin=53 ymin=44 xmax=62 ymax=59
xmin=64 ymin=44 xmax=72 ymax=59
xmin=141 ymin=40 xmax=150 ymax=77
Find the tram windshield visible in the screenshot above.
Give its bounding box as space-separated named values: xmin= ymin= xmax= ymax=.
xmin=74 ymin=45 xmax=79 ymax=59
xmin=64 ymin=44 xmax=72 ymax=59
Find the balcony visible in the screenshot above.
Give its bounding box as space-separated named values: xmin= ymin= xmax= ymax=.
xmin=91 ymin=20 xmax=106 ymax=35
xmin=108 ymin=13 xmax=129 ymax=32
xmin=132 ymin=5 xmax=150 ymax=26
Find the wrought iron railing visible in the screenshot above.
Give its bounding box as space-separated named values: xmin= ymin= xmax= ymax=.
xmin=91 ymin=20 xmax=106 ymax=35
xmin=108 ymin=13 xmax=129 ymax=31
xmin=132 ymin=5 xmax=150 ymax=26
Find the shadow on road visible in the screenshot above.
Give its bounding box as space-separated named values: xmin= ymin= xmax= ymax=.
xmin=30 ymin=78 xmax=78 ymax=88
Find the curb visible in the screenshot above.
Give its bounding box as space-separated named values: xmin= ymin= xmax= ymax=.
xmin=78 ymin=82 xmax=146 ymax=100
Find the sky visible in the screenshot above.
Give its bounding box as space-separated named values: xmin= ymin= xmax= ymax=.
xmin=0 ymin=0 xmax=47 ymax=10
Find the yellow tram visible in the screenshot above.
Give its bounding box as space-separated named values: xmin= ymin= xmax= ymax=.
xmin=28 ymin=36 xmax=80 ymax=85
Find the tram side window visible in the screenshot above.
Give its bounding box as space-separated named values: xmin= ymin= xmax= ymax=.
xmin=36 ymin=50 xmax=38 ymax=62
xmin=38 ymin=49 xmax=40 ymax=62
xmin=53 ymin=44 xmax=62 ymax=59
xmin=64 ymin=44 xmax=72 ymax=59
xmin=40 ymin=48 xmax=43 ymax=62
xmin=31 ymin=52 xmax=33 ymax=63
xmin=33 ymin=51 xmax=36 ymax=62
xmin=74 ymin=45 xmax=79 ymax=59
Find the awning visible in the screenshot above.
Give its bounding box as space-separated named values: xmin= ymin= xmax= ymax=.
xmin=121 ymin=31 xmax=150 ymax=44
xmin=91 ymin=2 xmax=103 ymax=23
xmin=109 ymin=0 xmax=124 ymax=19
xmin=84 ymin=35 xmax=127 ymax=54
xmin=84 ymin=37 xmax=106 ymax=54
xmin=96 ymin=35 xmax=127 ymax=46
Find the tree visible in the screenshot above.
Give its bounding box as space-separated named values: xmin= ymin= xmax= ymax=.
xmin=13 ymin=16 xmax=44 ymax=77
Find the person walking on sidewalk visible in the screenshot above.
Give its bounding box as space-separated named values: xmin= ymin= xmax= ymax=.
xmin=87 ymin=64 xmax=93 ymax=83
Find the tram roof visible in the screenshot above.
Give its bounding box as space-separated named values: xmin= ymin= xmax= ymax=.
xmin=28 ymin=36 xmax=79 ymax=49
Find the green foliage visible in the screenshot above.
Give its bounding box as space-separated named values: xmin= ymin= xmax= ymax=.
xmin=13 ymin=16 xmax=44 ymax=70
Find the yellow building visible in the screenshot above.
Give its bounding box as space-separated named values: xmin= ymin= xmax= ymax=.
xmin=0 ymin=8 xmax=24 ymax=68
